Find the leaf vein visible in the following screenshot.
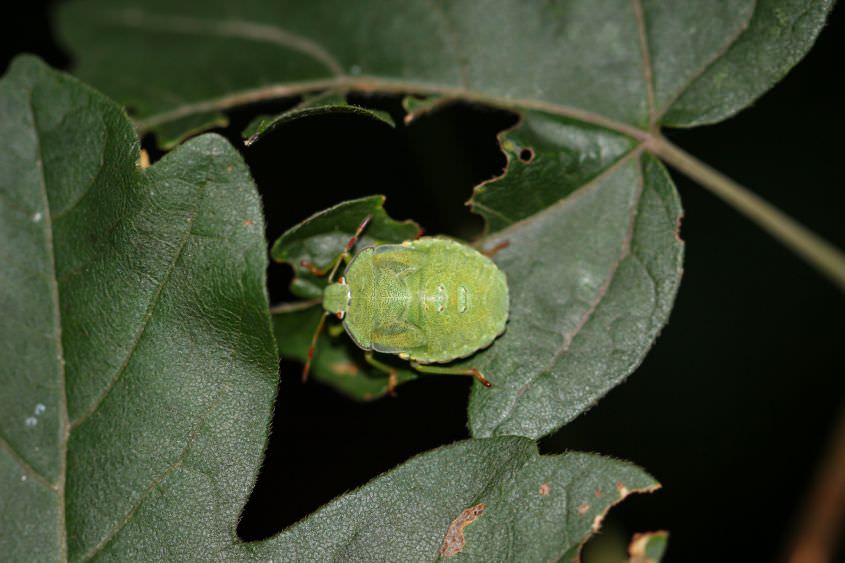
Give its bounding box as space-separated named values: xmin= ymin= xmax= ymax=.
xmin=69 ymin=180 xmax=206 ymax=431
xmin=27 ymin=92 xmax=70 ymax=561
xmin=631 ymin=0 xmax=656 ymax=128
xmin=106 ymin=9 xmax=345 ymax=77
xmin=655 ymin=0 xmax=758 ymax=121
xmin=0 ymin=433 xmax=57 ymax=490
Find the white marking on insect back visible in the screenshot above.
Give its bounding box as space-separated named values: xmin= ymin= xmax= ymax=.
xmin=34 ymin=403 xmax=46 ymax=415
xmin=458 ymin=286 xmax=468 ymax=313
xmin=32 ymin=212 xmax=43 ymax=223
xmin=25 ymin=417 xmax=37 ymax=428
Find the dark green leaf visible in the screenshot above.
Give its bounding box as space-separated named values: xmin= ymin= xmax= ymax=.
xmin=244 ymin=437 xmax=659 ymax=561
xmin=243 ymin=92 xmax=394 ymax=146
xmin=0 ymin=55 xmax=278 ymax=560
xmin=56 ymin=0 xmax=831 ymax=140
xmin=467 ymin=112 xmax=683 ymax=438
xmin=660 ymin=0 xmax=834 ymax=127
xmin=471 ymin=112 xmax=637 ymax=232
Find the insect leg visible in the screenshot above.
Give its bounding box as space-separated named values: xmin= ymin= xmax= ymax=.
xmin=482 ymin=240 xmax=509 ymax=258
xmin=410 ymin=362 xmax=493 ymax=388
xmin=302 ymin=312 xmax=329 ymax=382
xmin=364 ymin=351 xmax=399 ymax=397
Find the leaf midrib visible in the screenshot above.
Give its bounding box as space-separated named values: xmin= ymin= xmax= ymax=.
xmin=124 ymin=2 xmax=757 ymax=142
xmin=30 ymin=89 xmax=70 ymax=563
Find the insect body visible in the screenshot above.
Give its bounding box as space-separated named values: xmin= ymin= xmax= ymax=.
xmin=305 ymin=215 xmax=509 ymax=390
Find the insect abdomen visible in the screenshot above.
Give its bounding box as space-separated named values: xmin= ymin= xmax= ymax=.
xmin=403 ymin=238 xmax=508 ymax=363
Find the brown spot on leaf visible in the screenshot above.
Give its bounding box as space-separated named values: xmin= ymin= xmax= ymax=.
xmin=539 ymin=483 xmax=550 ymax=496
xmin=616 ymin=481 xmax=630 ymax=497
xmin=594 ymin=487 xmax=603 ymax=498
xmin=578 ymin=502 xmax=590 ymax=515
xmin=243 ymin=219 xmax=254 ymax=226
xmin=439 ymin=503 xmax=486 ymax=558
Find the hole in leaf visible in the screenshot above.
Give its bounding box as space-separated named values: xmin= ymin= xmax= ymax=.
xmin=518 ymin=147 xmax=535 ymax=163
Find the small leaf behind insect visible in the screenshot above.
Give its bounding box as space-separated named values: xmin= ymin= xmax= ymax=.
xmin=272 ymin=303 xmax=417 ymax=401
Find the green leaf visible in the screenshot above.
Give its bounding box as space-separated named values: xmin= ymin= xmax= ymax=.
xmin=244 ymin=437 xmax=659 ymax=561
xmin=243 ymin=92 xmax=394 ymax=146
xmin=55 ymin=0 xmax=832 ymax=139
xmin=0 ymin=56 xmax=278 ymax=560
xmin=467 ymin=112 xmax=683 ymax=439
xmin=272 ymin=303 xmax=417 ymax=401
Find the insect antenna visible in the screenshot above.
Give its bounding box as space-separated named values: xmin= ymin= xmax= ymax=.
xmin=327 ymin=213 xmax=372 ymax=283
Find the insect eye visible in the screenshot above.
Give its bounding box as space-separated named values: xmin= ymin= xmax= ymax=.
xmin=336 ymin=311 xmax=345 ymax=320
xmin=338 ymin=276 xmax=345 ymax=284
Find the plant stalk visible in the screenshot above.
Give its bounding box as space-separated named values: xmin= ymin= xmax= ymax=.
xmin=649 ymin=136 xmax=845 ymax=292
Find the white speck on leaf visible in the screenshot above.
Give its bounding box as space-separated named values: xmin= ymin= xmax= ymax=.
xmin=32 ymin=212 xmax=43 ymax=222
xmin=25 ymin=417 xmax=37 ymax=428
xmin=34 ymin=403 xmax=45 ymax=415
xmin=21 ymin=475 xmax=27 ymax=481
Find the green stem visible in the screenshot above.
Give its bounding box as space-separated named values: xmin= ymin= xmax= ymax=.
xmin=649 ymin=136 xmax=845 ymax=292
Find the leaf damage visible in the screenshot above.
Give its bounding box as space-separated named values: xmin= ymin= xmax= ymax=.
xmin=438 ymin=502 xmax=486 ymax=558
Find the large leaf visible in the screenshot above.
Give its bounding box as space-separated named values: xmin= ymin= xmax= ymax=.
xmin=55 ymin=0 xmax=832 ymax=139
xmin=467 ymin=112 xmax=683 ymax=438
xmin=0 ymin=56 xmax=279 ymax=560
xmin=2 ymin=57 xmax=661 ymax=560
xmin=243 ymin=437 xmax=659 ymax=561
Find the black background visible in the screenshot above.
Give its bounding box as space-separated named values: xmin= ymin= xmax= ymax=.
xmin=3 ymin=2 xmax=844 ymax=561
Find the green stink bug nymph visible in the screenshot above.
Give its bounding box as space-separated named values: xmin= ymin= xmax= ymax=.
xmin=302 ymin=213 xmax=509 ymax=392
